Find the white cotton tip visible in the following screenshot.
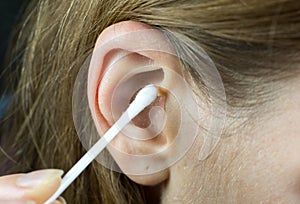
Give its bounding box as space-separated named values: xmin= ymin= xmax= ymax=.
xmin=135 ymin=84 xmax=158 ymax=107
xmin=127 ymin=84 xmax=158 ymax=120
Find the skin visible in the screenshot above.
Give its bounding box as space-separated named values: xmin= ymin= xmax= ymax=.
xmin=0 ymin=169 xmax=65 ymax=203
xmin=162 ymin=77 xmax=300 ymax=203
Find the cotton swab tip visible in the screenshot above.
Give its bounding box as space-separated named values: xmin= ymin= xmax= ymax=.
xmin=134 ymin=84 xmax=158 ymax=107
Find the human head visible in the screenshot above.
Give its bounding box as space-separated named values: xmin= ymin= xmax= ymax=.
xmin=1 ymin=0 xmax=300 ymax=203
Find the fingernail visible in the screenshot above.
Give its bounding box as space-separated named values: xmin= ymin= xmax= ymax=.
xmin=51 ymin=197 xmax=66 ymax=204
xmin=57 ymin=196 xmax=66 ymax=204
xmin=51 ymin=196 xmax=66 ymax=204
xmin=16 ymin=169 xmax=64 ymax=188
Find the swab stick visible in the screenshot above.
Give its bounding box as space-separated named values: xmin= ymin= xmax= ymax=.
xmin=45 ymin=84 xmax=157 ymax=204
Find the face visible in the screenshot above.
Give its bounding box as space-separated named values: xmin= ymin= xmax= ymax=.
xmin=161 ymin=75 xmax=300 ymax=203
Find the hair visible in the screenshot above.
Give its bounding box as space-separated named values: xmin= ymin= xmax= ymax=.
xmin=1 ymin=0 xmax=300 ymax=203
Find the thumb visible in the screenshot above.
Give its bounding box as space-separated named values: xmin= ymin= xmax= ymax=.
xmin=0 ymin=169 xmax=63 ymax=203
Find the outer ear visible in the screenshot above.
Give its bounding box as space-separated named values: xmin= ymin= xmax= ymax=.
xmin=87 ymin=21 xmax=198 ymax=185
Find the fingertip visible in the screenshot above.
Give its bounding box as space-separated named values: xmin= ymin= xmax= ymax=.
xmin=0 ymin=169 xmax=64 ymax=203
xmin=16 ymin=169 xmax=63 ymax=188
xmin=23 ymin=169 xmax=64 ymax=203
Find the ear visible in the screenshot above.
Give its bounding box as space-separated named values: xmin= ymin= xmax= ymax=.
xmin=87 ymin=21 xmax=199 ymax=186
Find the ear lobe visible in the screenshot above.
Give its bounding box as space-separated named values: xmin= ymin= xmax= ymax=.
xmin=87 ymin=21 xmax=199 ymax=185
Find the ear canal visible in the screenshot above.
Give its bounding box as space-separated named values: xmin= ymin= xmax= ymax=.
xmin=109 ymin=67 xmax=168 ymax=143
xmin=110 ymin=68 xmax=165 ymax=128
xmin=131 ymin=92 xmax=166 ymax=129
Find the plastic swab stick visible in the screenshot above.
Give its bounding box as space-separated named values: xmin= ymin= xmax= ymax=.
xmin=45 ymin=84 xmax=157 ymax=204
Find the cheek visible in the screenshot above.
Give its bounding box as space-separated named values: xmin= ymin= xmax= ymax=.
xmin=234 ymin=109 xmax=300 ymax=203
xmin=164 ymin=84 xmax=300 ymax=203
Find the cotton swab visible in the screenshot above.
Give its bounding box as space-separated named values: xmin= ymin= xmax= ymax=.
xmin=44 ymin=84 xmax=158 ymax=204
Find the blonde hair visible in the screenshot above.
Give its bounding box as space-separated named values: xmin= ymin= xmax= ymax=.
xmin=1 ymin=0 xmax=300 ymax=203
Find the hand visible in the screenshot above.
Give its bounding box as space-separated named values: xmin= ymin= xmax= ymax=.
xmin=0 ymin=169 xmax=66 ymax=204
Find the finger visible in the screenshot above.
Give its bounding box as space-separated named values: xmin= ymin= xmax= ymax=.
xmin=0 ymin=201 xmax=35 ymax=204
xmin=0 ymin=169 xmax=63 ymax=203
xmin=0 ymin=199 xmax=65 ymax=204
